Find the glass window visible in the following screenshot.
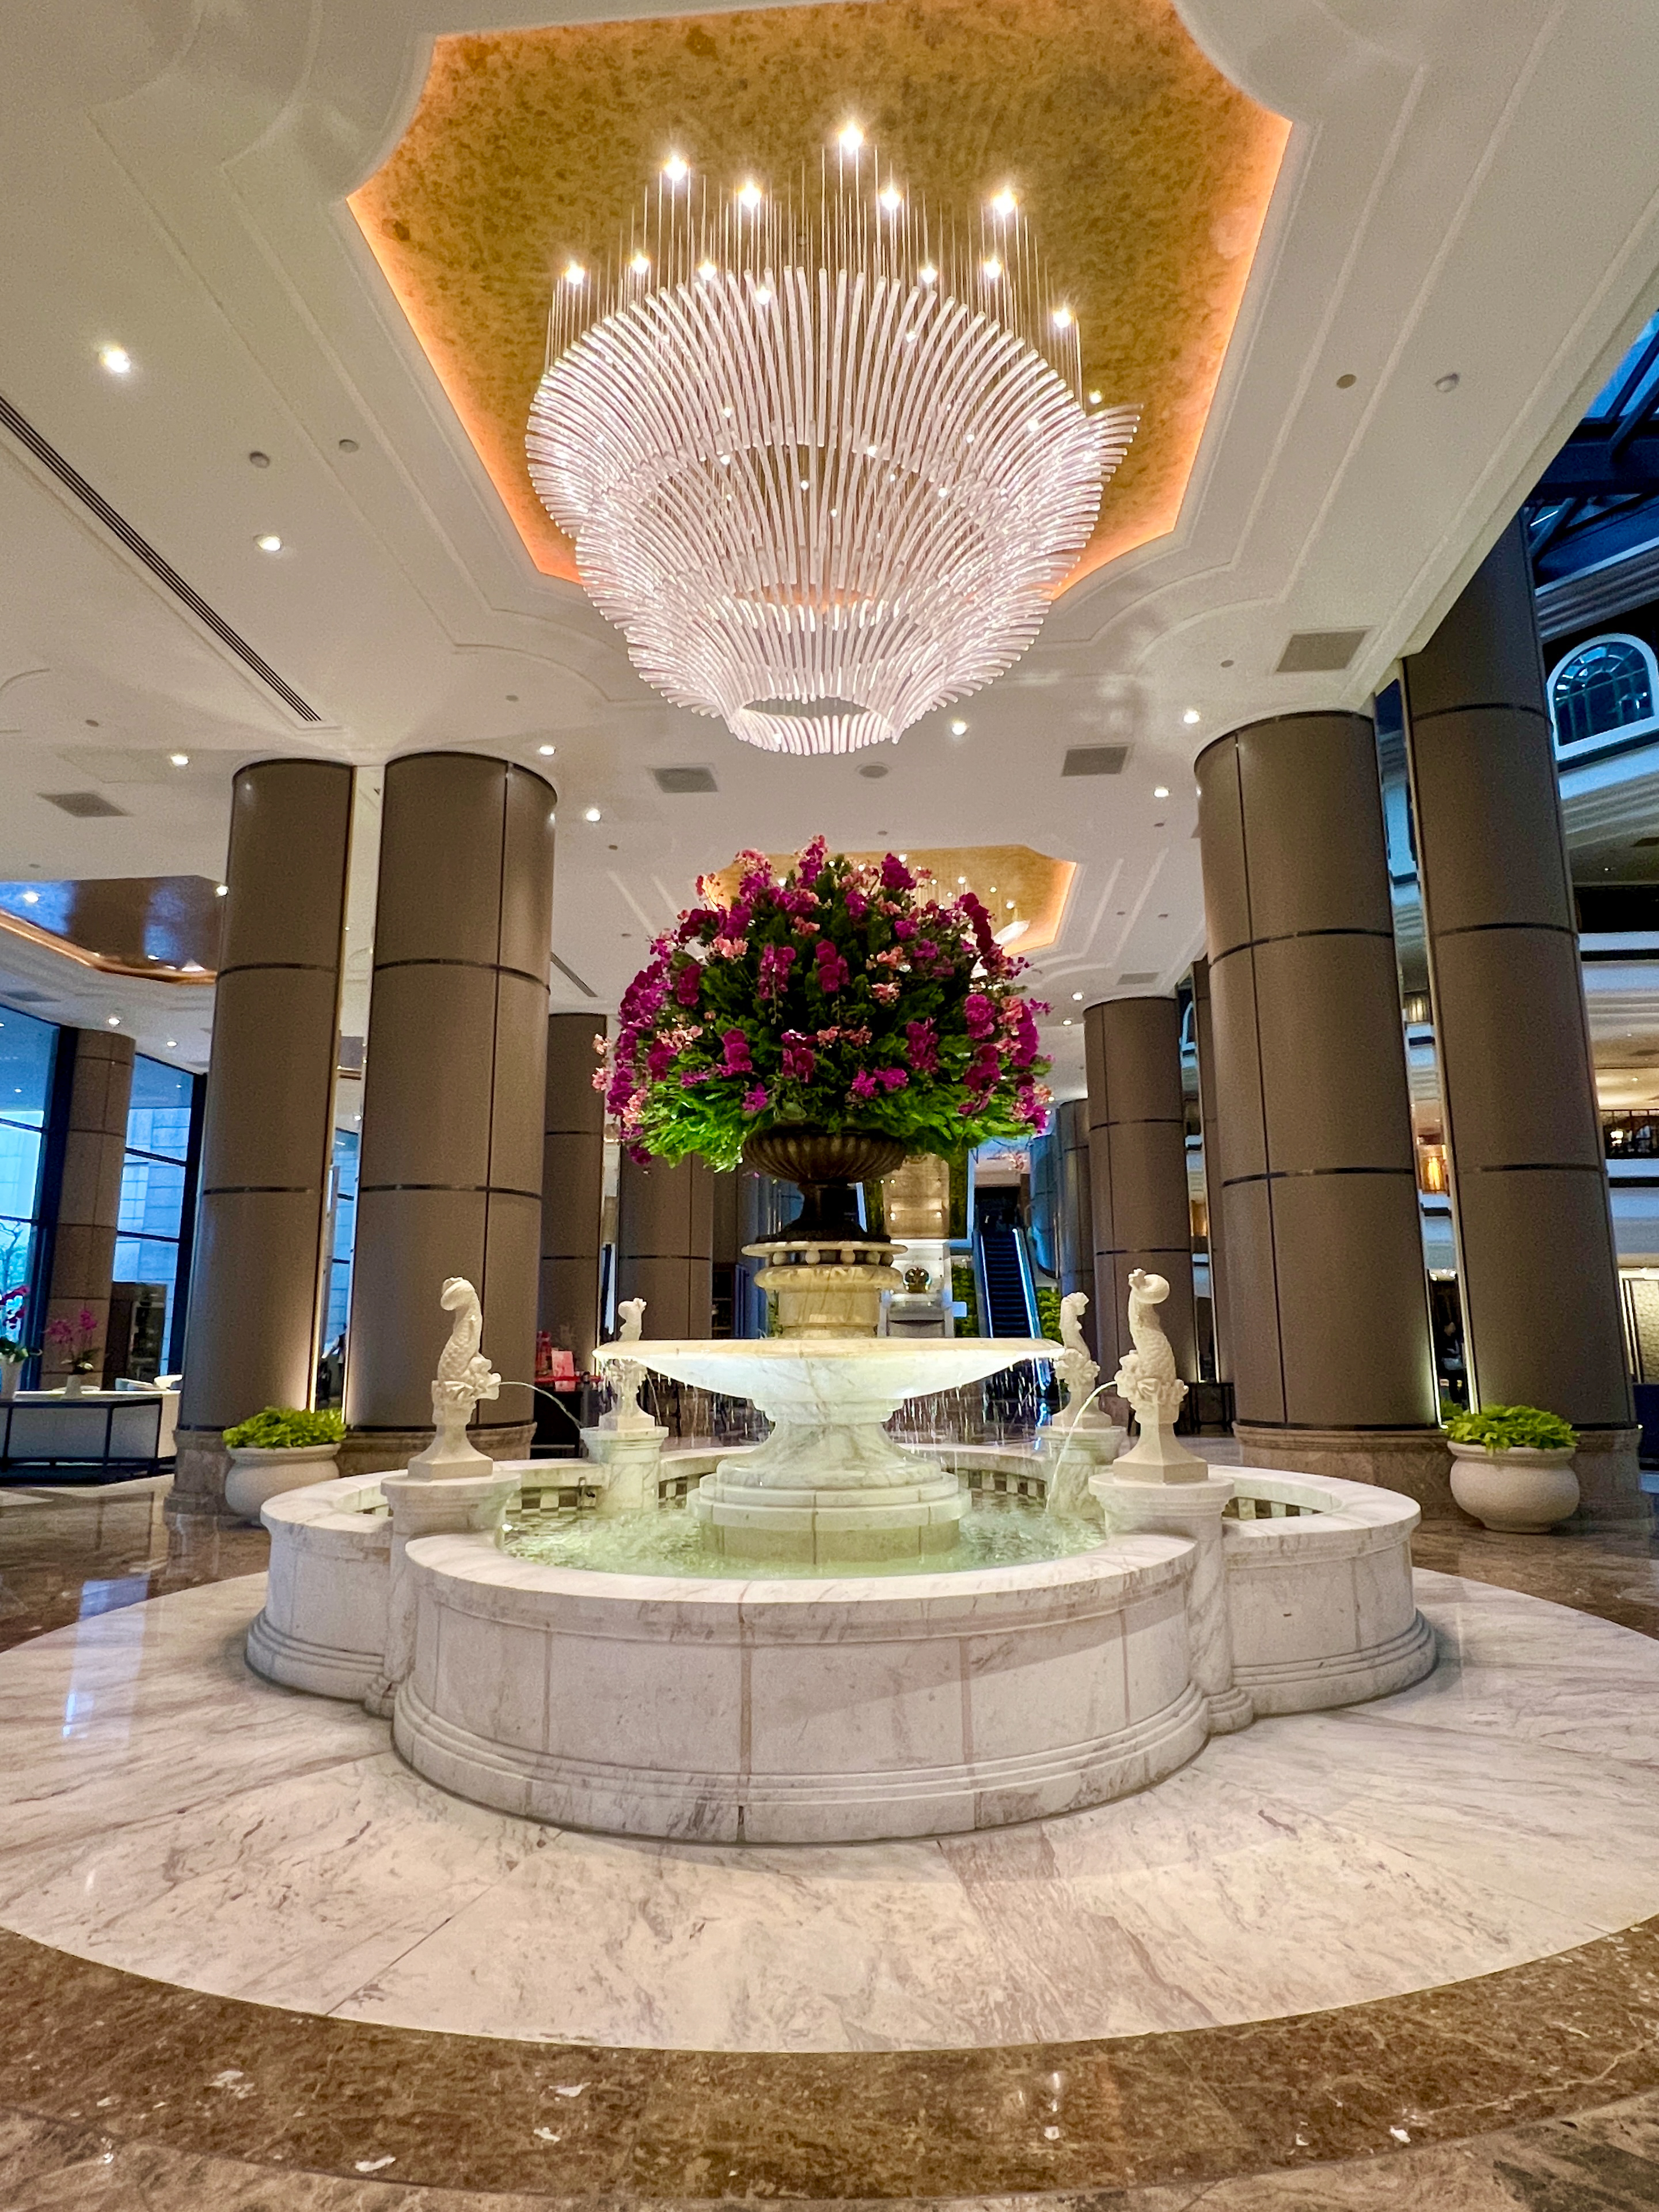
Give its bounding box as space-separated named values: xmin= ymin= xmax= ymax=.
xmin=324 ymin=1125 xmax=359 ymax=1357
xmin=0 ymin=1006 xmax=58 ymax=1341
xmin=1550 ymin=637 xmax=1656 ymax=748
xmin=113 ymin=1056 xmax=195 ymax=1372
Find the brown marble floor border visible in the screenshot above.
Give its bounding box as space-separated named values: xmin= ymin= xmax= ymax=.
xmin=5 ymin=1910 xmax=1659 ymax=2198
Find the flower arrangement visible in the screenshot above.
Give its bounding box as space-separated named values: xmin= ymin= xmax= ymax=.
xmin=45 ymin=1305 xmax=101 ymax=1376
xmin=1444 ymin=1404 xmax=1577 ymax=1453
xmin=597 ymin=840 xmax=1053 ymax=1170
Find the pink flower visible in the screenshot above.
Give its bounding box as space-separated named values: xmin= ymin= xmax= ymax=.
xmin=876 ymin=1067 xmax=908 ymax=1092
xmin=882 ymin=853 xmax=915 ymax=892
xmin=848 ymin=1070 xmax=878 ymax=1102
xmin=780 ymin=1031 xmax=817 ymax=1082
xmin=905 ymin=1019 xmax=940 ymax=1075
xmin=710 ymin=935 xmax=749 ymax=960
xmin=815 ymin=940 xmax=850 ymax=994
xmin=796 ymin=836 xmax=827 ymax=887
xmin=841 ymin=1024 xmax=871 ymax=1047
xmin=791 ymin=917 xmax=821 ymax=938
xmin=759 ymin=943 xmax=797 ymax=1001
xmin=815 ymin=1027 xmax=841 ymax=1046
xmin=845 ymin=887 xmax=870 ymax=921
xmin=965 ymin=992 xmax=997 ymax=1039
xmin=674 ymin=961 xmax=702 ymax=1008
xmin=742 ymin=1084 xmax=770 ymax=1113
xmin=720 ymin=1029 xmax=753 ymax=1075
xmin=893 ymin=917 xmax=917 ymax=941
xmin=590 ymin=1066 xmax=608 ymax=1092
xmin=870 ymin=980 xmax=901 ymax=1004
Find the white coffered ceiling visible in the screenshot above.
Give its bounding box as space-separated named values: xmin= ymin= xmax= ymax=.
xmin=2 ymin=0 xmax=1659 ymax=1092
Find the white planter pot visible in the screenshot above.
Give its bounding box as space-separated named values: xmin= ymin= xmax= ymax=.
xmin=1448 ymin=1442 xmax=1579 ymax=1532
xmin=0 ymin=1359 xmax=22 ymax=1402
xmin=225 ymin=1442 xmax=341 ymax=1523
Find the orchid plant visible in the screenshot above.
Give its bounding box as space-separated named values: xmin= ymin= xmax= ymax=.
xmin=596 ymin=840 xmax=1053 ymax=1170
xmin=45 ymin=1304 xmax=101 ymax=1375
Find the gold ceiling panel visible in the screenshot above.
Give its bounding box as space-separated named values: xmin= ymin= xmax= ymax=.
xmin=706 ymin=844 xmax=1075 ymax=954
xmin=352 ymin=0 xmax=1287 ymax=589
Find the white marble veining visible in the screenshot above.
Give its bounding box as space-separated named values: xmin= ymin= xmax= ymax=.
xmin=0 ymin=1569 xmax=1655 ymax=2051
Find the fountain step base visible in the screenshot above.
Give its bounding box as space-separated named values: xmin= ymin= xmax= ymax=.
xmin=690 ymin=1470 xmax=966 ymax=1564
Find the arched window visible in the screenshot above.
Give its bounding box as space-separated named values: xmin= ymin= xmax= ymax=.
xmin=1548 ymin=634 xmax=1658 ymax=749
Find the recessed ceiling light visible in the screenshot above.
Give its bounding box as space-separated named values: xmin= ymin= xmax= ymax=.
xmin=918 ymin=263 xmax=937 ymax=286
xmin=1182 ymin=708 xmax=1201 ymax=725
xmin=698 ymin=259 xmax=718 ymax=282
xmin=838 ymin=123 xmax=864 ymax=155
xmin=1072 ymin=991 xmax=1083 ymax=1001
xmin=738 ymin=181 xmax=763 ymax=211
xmin=982 ymin=256 xmax=1003 ymax=281
xmin=337 ymin=437 xmax=359 ymax=453
xmin=97 ymin=344 xmax=132 ymax=375
xmin=1051 ymin=306 xmax=1073 ymax=330
xmin=564 ymin=261 xmax=586 ymax=287
xmin=255 ymin=533 xmax=282 ymax=553
xmin=1063 ymin=1018 xmax=1072 ymax=1026
xmin=537 ymin=743 xmax=556 ymax=756
xmin=169 ymin=752 xmax=189 ymax=767
xmin=753 ymin=286 xmax=773 ymax=308
xmin=950 ymin=718 xmax=968 ymax=736
xmin=583 ymin=805 xmax=602 ymax=822
xmin=1153 ymin=785 xmax=1170 ymax=798
xmin=1336 ymin=373 xmax=1357 ymax=389
xmin=20 ymin=891 xmax=38 ymax=905
xmin=166 ymin=1039 xmax=176 ymax=1049
xmin=990 ymin=188 xmax=1018 ymax=220
xmin=1088 ymin=388 xmax=1102 ymax=404
xmin=248 ymin=450 xmax=269 ymax=468
xmin=215 ymin=883 xmax=228 ymax=896
xmin=663 ymin=153 xmax=689 ymax=184
xmin=629 ymin=251 xmax=651 ymax=276
xmin=106 ymin=1015 xmax=121 ymax=1027
xmin=879 ymin=184 xmax=903 ymax=213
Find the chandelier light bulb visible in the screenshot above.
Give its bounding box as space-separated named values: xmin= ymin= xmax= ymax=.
xmin=529 ymin=139 xmax=1138 ymax=757
xmin=629 ymin=251 xmax=651 ymax=275
xmin=662 ymin=154 xmax=689 ymax=184
xmin=990 ymin=188 xmax=1018 ymax=220
xmin=1051 ymin=306 xmax=1074 ymax=329
xmin=98 ymin=343 xmax=132 ymax=375
xmin=1088 ymin=387 xmax=1102 ymax=404
xmin=564 ymin=261 xmax=585 ymax=287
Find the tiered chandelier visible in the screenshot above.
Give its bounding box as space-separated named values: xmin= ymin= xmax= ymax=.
xmin=526 ymin=138 xmax=1137 ymax=757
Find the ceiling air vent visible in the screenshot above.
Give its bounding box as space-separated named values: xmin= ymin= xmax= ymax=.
xmin=1061 ymin=745 xmax=1127 ymax=777
xmin=653 ymin=765 xmax=719 ymax=794
xmin=42 ymin=791 xmax=128 ymax=818
xmin=1116 ymin=970 xmax=1159 ymax=987
xmin=1275 ymin=629 xmax=1368 ymax=674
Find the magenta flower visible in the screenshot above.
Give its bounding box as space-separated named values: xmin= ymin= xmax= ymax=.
xmin=814 ymin=940 xmax=850 ymax=994
xmin=758 ymin=943 xmax=797 ymax=1001
xmin=780 ymin=1030 xmax=817 ymax=1082
xmin=742 ymin=1084 xmax=770 ymax=1113
xmin=720 ymin=1029 xmax=753 ymax=1075
xmin=876 ymin=1068 xmax=908 ymax=1092
xmin=965 ymin=992 xmax=997 ymax=1039
xmin=904 ymin=1019 xmax=940 ymax=1076
xmin=848 ymin=1070 xmax=878 ymax=1102
xmin=674 ymin=962 xmax=702 ymax=1008
xmin=881 ymin=853 xmax=915 ymax=892
xmin=796 ymin=836 xmax=827 ymax=887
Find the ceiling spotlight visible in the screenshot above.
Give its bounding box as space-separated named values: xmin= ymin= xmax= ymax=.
xmin=1051 ymin=306 xmax=1074 ymax=330
xmin=918 ymin=263 xmax=937 ymax=286
xmin=255 ymin=533 xmax=282 ymax=553
xmin=106 ymin=1015 xmax=121 ymax=1028
xmin=169 ymin=752 xmax=189 ymax=767
xmin=1182 ymin=708 xmax=1201 ymax=725
xmin=629 ymin=251 xmax=651 ymax=275
xmin=697 ymin=259 xmax=717 ymax=282
xmin=1088 ymin=388 xmax=1102 ymax=404
xmin=1072 ymin=990 xmax=1083 ymax=1001
xmin=950 ymin=718 xmax=968 ymax=736
xmin=878 ymin=183 xmax=903 ymax=213
xmin=662 ymin=153 xmax=689 ymax=184
xmin=838 ymin=123 xmax=864 ymax=155
xmin=583 ymin=805 xmax=602 ymax=822
xmin=564 ymin=261 xmax=586 ymax=287
xmin=166 ymin=1039 xmax=176 ymax=1049
xmin=982 ymin=256 xmax=1003 ymax=282
xmin=1063 ymin=1018 xmax=1073 ymax=1027
xmin=215 ymin=883 xmax=228 ymax=896
xmin=737 ymin=180 xmax=763 ymax=211
xmin=20 ymin=890 xmax=38 ymax=905
xmin=990 ymin=188 xmax=1018 ymax=220
xmin=97 ymin=344 xmax=132 ymax=375
xmin=753 ymin=284 xmax=773 ymax=307
xmin=537 ymin=743 xmax=556 ymax=756
xmin=1153 ymin=784 xmax=1170 ymax=798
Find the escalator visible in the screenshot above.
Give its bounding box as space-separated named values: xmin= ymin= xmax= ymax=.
xmin=975 ymin=1213 xmax=1039 ymax=1337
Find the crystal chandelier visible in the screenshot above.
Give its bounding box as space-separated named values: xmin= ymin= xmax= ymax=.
xmin=526 ymin=146 xmax=1138 ymax=757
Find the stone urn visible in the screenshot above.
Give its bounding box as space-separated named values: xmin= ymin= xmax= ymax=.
xmin=225 ymin=1443 xmax=341 ymax=1524
xmin=741 ymin=1127 xmax=908 ymax=1337
xmin=1448 ymin=1443 xmax=1580 ymax=1532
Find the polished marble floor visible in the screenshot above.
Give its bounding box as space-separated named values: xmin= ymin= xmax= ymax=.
xmin=2 ymin=1479 xmax=1658 ymax=2207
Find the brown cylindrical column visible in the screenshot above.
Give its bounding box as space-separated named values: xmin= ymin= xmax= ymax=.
xmin=43 ymin=1029 xmax=135 ymax=1383
xmin=174 ymin=761 xmax=353 ymax=1519
xmin=1402 ymin=519 xmax=1637 ymax=1512
xmin=1055 ymin=1098 xmax=1095 ymax=1354
xmin=1084 ymin=996 xmax=1197 ymax=1376
xmin=344 ymin=753 xmax=555 ymax=1472
xmin=1197 ymin=712 xmax=1447 ymax=1501
xmin=617 ymin=1152 xmax=713 ymax=1339
xmin=1190 ymin=957 xmax=1232 ymax=1382
xmin=540 ymin=1011 xmax=606 ymax=1371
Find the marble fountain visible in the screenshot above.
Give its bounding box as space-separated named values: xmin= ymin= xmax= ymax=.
xmin=249 ymin=1261 xmax=1435 ymax=1845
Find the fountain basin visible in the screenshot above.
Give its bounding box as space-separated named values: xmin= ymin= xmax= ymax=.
xmin=613 ymin=1335 xmax=1053 ymax=1564
xmin=395 ymin=1528 xmax=1206 ymax=1842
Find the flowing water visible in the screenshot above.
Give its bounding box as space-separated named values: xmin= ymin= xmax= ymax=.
xmin=500 ymin=1497 xmax=1106 ymax=1580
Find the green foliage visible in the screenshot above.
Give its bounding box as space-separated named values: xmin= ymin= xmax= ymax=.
xmin=601 ymin=841 xmax=1052 ymax=1171
xmin=223 ymin=1405 xmax=346 ymax=1451
xmin=1444 ymin=1403 xmax=1577 ymax=1452
xmin=1035 ymin=1285 xmax=1063 ymax=1342
xmin=951 ymin=1258 xmax=980 ymax=1339
xmin=0 ymin=1338 xmax=36 ymax=1363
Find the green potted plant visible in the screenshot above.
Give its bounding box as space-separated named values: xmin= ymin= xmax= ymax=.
xmin=222 ymin=1405 xmax=346 ymax=1522
xmin=1444 ymin=1403 xmax=1579 ymax=1531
